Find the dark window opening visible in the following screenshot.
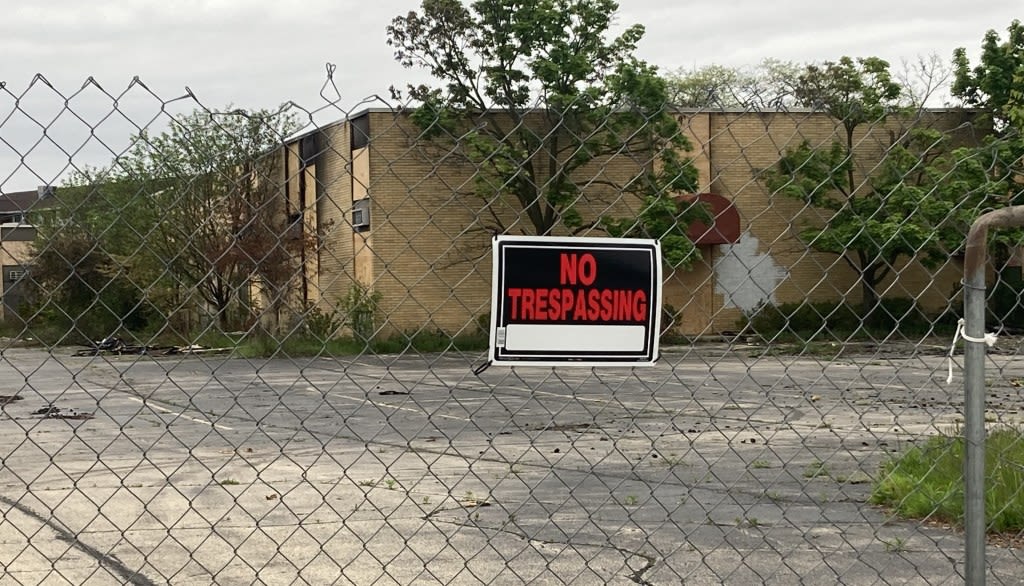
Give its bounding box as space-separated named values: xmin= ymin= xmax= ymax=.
xmin=351 ymin=114 xmax=370 ymax=150
xmin=300 ymin=135 xmax=319 ymax=167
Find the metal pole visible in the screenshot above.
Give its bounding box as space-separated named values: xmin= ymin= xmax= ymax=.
xmin=963 ymin=234 xmax=987 ymax=586
xmin=962 ymin=206 xmax=1024 ymax=585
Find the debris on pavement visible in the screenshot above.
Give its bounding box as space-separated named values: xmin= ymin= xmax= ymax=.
xmin=74 ymin=337 xmax=230 ymax=357
xmin=30 ymin=404 xmax=94 ymax=420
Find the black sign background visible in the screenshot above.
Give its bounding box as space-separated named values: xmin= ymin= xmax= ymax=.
xmin=490 ymin=237 xmax=661 ymax=365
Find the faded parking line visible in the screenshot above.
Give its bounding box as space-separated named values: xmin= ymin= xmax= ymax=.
xmin=125 ymin=396 xmax=234 ymax=430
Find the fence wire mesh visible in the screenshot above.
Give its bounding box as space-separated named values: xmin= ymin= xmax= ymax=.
xmin=2 ymin=72 xmax=1024 ymax=585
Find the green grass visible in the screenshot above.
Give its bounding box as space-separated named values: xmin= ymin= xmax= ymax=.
xmin=0 ymin=320 xmax=30 ymax=339
xmin=871 ymin=426 xmax=1024 ymax=533
xmin=803 ymin=460 xmax=830 ymax=479
xmin=881 ymin=537 xmax=907 ymax=553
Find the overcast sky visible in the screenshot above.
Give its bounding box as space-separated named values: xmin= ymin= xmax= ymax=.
xmin=2 ymin=0 xmax=1020 ymax=190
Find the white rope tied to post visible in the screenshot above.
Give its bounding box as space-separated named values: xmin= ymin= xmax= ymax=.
xmin=947 ymin=318 xmax=998 ymax=384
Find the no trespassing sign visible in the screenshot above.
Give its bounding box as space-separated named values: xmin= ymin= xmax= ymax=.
xmin=488 ymin=235 xmax=662 ymax=367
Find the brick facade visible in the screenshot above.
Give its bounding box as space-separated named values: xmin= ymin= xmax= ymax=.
xmin=291 ymin=109 xmax=978 ymax=338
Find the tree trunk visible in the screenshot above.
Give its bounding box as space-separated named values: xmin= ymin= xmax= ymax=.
xmin=212 ymin=288 xmax=232 ymax=331
xmin=845 ymin=125 xmax=856 ymax=193
xmin=861 ymin=273 xmax=879 ymax=320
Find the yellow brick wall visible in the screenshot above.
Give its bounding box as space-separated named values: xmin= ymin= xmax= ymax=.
xmin=704 ymin=110 xmax=975 ymax=333
xmin=361 ymin=110 xmax=690 ymax=336
xmin=364 ymin=111 xmax=490 ymax=335
xmin=0 ymin=241 xmax=33 ymax=267
xmin=0 ymin=240 xmax=33 ymax=321
xmin=704 ymin=111 xmax=850 ymax=332
xmin=300 ymin=163 xmax=320 ymax=304
xmin=307 ymin=109 xmax=977 ymax=338
xmin=313 ymin=123 xmax=357 ymax=314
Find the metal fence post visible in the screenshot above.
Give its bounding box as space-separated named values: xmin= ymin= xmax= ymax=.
xmin=963 ymin=206 xmax=1024 ymax=585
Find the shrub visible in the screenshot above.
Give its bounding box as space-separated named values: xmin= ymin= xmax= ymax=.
xmin=866 ymin=297 xmax=930 ymax=334
xmin=341 ymin=284 xmax=382 ymax=343
xmin=303 ymin=302 xmax=344 ymax=341
xmin=742 ymin=298 xmax=941 ymax=341
xmin=742 ymin=301 xmax=839 ymax=340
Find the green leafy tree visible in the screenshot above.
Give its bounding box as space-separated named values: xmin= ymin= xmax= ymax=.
xmin=127 ymin=108 xmax=304 ymax=330
xmin=765 ymin=57 xmax=974 ymax=316
xmin=387 ymin=0 xmax=707 ymax=268
xmin=951 ymin=19 xmax=1024 ymax=198
xmin=952 ymin=20 xmax=1024 ymax=324
xmin=32 ymin=107 xmax=304 ymax=334
xmin=793 ymin=57 xmax=902 ymax=190
xmin=28 ymin=173 xmax=159 ymax=340
xmin=770 ymin=130 xmax=1004 ymax=318
xmin=953 ymin=19 xmax=1024 ymax=132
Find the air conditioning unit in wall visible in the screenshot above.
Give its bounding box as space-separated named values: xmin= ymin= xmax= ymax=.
xmin=352 ymin=198 xmax=371 ymax=232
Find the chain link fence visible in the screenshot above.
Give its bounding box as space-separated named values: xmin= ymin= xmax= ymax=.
xmin=1 ymin=72 xmax=1024 ymax=585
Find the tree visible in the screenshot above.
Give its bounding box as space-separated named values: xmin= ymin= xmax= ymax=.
xmin=773 ymin=128 xmax=1005 ymax=313
xmin=793 ymin=57 xmax=902 ymax=187
xmin=952 ymin=20 xmax=1024 ymax=325
xmin=126 ymin=108 xmax=304 ymax=330
xmin=665 ymin=59 xmax=801 ymax=109
xmin=764 ymin=57 xmax=964 ymax=316
xmin=27 ymin=172 xmax=159 ymax=340
xmin=387 ymin=0 xmax=707 ymax=268
xmin=894 ymin=54 xmax=954 ymax=109
xmin=951 ymin=19 xmax=1024 ymax=202
xmin=32 ymin=107 xmax=305 ymax=335
xmin=953 ymin=19 xmax=1024 ymax=132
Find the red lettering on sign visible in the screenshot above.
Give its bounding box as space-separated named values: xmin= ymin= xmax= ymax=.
xmin=578 ymin=254 xmax=596 ymax=286
xmin=508 ymin=288 xmax=521 ymax=319
xmin=634 ymin=290 xmax=647 ymax=321
xmin=600 ymin=290 xmax=613 ymax=320
xmin=560 ymin=254 xmax=577 ymax=285
xmin=559 ymin=289 xmax=573 ymax=320
xmin=559 ymin=253 xmax=597 ymax=286
xmin=521 ymin=288 xmax=534 ymax=320
xmin=507 ymin=287 xmax=648 ymax=322
xmin=573 ymin=289 xmax=587 ymax=320
xmin=536 ymin=288 xmax=548 ymax=319
xmin=587 ymin=289 xmax=601 ymax=321
xmin=613 ymin=290 xmax=628 ymax=320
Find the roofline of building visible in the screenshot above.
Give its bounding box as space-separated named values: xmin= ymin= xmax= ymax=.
xmin=283 ymin=105 xmax=980 ymax=144
xmin=0 ymin=186 xmax=58 ymax=213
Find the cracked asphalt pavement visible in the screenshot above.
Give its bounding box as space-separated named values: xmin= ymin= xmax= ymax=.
xmin=1 ymin=344 xmax=1023 ymax=584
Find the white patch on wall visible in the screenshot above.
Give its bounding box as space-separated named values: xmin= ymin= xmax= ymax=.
xmin=714 ymin=233 xmax=788 ymax=313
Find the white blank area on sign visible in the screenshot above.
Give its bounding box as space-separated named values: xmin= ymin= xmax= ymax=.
xmin=504 ymin=324 xmax=646 ymax=352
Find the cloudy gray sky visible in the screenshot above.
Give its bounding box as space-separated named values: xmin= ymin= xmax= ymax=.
xmin=2 ymin=0 xmax=1020 ymax=190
